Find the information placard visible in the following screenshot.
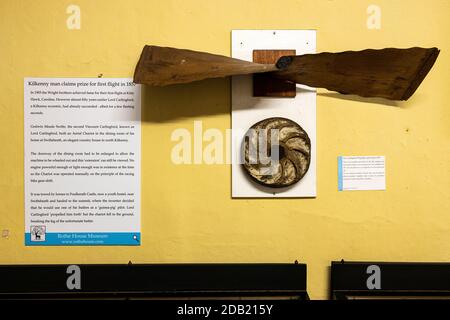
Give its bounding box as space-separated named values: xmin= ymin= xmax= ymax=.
xmin=24 ymin=78 xmax=141 ymax=245
xmin=338 ymin=156 xmax=386 ymax=191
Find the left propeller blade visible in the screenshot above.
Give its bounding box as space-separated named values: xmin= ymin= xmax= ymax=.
xmin=133 ymin=45 xmax=279 ymax=86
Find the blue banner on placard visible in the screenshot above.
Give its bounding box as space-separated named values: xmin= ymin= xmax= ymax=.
xmin=25 ymin=232 xmax=140 ymax=246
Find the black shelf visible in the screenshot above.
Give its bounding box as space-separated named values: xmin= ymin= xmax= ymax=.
xmin=0 ymin=263 xmax=308 ymax=300
xmin=331 ymin=261 xmax=450 ymax=300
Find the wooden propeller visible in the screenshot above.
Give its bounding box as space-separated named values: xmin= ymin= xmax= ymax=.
xmin=134 ymin=45 xmax=439 ymax=100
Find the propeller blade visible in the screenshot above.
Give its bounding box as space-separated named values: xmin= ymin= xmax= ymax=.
xmin=134 ymin=45 xmax=279 ymax=86
xmin=272 ymin=47 xmax=439 ymax=100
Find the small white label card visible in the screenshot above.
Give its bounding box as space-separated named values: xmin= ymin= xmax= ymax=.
xmin=338 ymin=156 xmax=386 ymax=191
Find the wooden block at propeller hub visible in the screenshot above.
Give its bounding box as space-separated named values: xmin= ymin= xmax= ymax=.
xmin=253 ymin=49 xmax=296 ymax=98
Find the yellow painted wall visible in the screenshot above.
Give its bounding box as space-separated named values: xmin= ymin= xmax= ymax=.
xmin=1 ymin=0 xmax=449 ymax=299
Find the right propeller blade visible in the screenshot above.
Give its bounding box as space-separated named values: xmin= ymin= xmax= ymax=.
xmin=272 ymin=47 xmax=440 ymax=100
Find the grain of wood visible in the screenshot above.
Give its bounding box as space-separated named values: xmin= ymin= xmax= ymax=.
xmin=134 ymin=45 xmax=278 ymax=86
xmin=133 ymin=45 xmax=439 ymax=101
xmin=272 ymin=47 xmax=440 ymax=100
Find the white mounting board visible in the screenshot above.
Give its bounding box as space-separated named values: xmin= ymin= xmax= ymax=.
xmin=231 ymin=30 xmax=317 ymax=198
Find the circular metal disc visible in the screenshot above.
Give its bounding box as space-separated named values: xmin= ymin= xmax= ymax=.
xmin=242 ymin=117 xmax=311 ymax=188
